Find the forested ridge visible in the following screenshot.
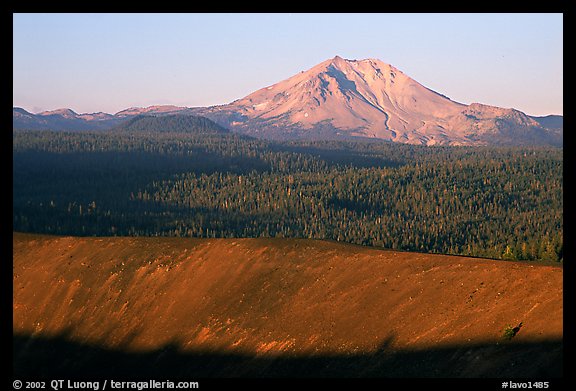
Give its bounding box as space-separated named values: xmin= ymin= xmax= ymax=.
xmin=13 ymin=118 xmax=563 ymax=262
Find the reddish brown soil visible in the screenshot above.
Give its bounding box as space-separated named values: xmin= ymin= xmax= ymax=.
xmin=13 ymin=233 xmax=562 ymax=376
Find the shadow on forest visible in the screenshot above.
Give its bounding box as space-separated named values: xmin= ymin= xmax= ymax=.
xmin=275 ymin=144 xmax=404 ymax=169
xmin=13 ymin=332 xmax=562 ymax=378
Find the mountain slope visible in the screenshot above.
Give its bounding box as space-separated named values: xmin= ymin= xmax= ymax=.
xmin=112 ymin=114 xmax=230 ymax=134
xmin=200 ymin=56 xmax=464 ymax=143
xmin=13 ymin=233 xmax=562 ymax=377
xmin=530 ymin=114 xmax=563 ymax=131
xmin=196 ymin=56 xmax=562 ymax=146
xmin=13 ymin=107 xmax=50 ymax=130
xmin=13 ymin=57 xmax=562 ymax=146
xmin=115 ymin=105 xmax=196 ymax=118
xmin=13 ymin=107 xmax=122 ymax=131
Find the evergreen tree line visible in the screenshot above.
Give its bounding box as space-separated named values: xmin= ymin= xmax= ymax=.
xmin=13 ymin=129 xmax=563 ymax=261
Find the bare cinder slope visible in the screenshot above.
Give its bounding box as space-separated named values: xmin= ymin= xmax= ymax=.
xmin=13 ymin=233 xmax=562 ymax=376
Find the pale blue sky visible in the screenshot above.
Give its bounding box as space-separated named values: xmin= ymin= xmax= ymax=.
xmin=13 ymin=13 xmax=563 ymax=116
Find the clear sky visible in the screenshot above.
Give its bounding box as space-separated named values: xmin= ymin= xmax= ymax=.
xmin=13 ymin=13 xmax=563 ymax=116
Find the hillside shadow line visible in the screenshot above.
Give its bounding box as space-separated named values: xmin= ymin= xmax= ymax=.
xmin=13 ymin=332 xmax=562 ymax=378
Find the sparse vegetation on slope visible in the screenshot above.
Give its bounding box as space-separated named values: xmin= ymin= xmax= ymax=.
xmin=13 ymin=233 xmax=563 ymax=377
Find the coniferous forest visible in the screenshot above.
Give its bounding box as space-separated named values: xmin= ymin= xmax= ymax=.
xmin=13 ymin=116 xmax=563 ymax=262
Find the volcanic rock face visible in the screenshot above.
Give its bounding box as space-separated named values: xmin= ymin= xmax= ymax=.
xmin=216 ymin=56 xmax=465 ymax=142
xmin=198 ymin=56 xmax=562 ymax=146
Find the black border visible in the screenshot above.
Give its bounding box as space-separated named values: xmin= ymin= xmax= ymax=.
xmin=8 ymin=5 xmax=570 ymax=391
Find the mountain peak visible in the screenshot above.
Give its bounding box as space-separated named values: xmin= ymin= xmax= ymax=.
xmin=12 ymin=56 xmax=562 ymax=146
xmin=218 ymin=55 xmax=464 ymax=142
xmin=330 ymin=55 xmax=347 ymax=64
xmin=327 ymin=55 xmax=368 ymax=67
xmin=195 ymin=56 xmax=561 ymax=146
xmin=13 ymin=107 xmax=32 ymax=115
xmin=38 ymin=108 xmax=78 ymax=118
